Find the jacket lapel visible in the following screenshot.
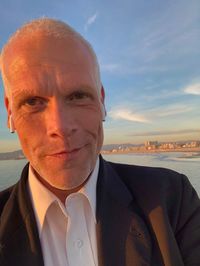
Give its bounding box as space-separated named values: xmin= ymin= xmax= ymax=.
xmin=96 ymin=158 xmax=152 ymax=266
xmin=0 ymin=164 xmax=44 ymax=266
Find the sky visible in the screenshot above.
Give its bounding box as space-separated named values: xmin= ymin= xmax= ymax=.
xmin=0 ymin=0 xmax=200 ymax=152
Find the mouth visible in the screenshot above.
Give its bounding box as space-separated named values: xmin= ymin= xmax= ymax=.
xmin=46 ymin=146 xmax=85 ymax=160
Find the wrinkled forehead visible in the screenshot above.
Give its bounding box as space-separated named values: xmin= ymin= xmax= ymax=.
xmin=3 ymin=33 xmax=98 ymax=82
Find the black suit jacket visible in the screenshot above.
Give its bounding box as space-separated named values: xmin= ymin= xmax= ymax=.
xmin=0 ymin=156 xmax=200 ymax=266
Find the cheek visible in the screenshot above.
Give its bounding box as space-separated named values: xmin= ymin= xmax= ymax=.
xmin=83 ymin=112 xmax=104 ymax=149
xmin=80 ymin=110 xmax=102 ymax=134
xmin=15 ymin=116 xmax=45 ymax=155
xmin=14 ymin=110 xmax=46 ymax=134
xmin=17 ymin=129 xmax=38 ymax=154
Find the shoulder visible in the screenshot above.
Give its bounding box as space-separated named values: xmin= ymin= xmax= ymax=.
xmin=104 ymin=160 xmax=194 ymax=211
xmin=0 ymin=163 xmax=29 ymax=217
xmin=107 ymin=160 xmax=184 ymax=189
xmin=0 ymin=185 xmax=16 ymax=215
xmin=105 ymin=159 xmax=200 ymax=228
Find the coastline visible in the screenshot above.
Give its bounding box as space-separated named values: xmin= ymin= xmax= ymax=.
xmin=101 ymin=147 xmax=200 ymax=155
xmin=0 ymin=147 xmax=200 ymax=161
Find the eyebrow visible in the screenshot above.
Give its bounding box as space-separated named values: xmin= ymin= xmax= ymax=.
xmin=12 ymin=85 xmax=97 ymax=104
xmin=12 ymin=90 xmax=39 ymax=102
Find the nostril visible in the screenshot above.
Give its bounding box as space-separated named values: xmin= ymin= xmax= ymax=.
xmin=47 ymin=121 xmax=78 ymax=138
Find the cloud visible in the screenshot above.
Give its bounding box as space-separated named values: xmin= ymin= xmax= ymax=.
xmin=108 ymin=103 xmax=193 ymax=125
xmin=143 ymin=103 xmax=194 ymax=118
xmin=84 ymin=12 xmax=98 ymax=31
xmin=117 ymin=1 xmax=200 ymax=78
xmin=130 ymin=129 xmax=200 ymax=137
xmin=109 ymin=109 xmax=150 ymax=123
xmin=140 ymin=88 xmax=182 ymax=102
xmin=155 ymin=104 xmax=194 ymax=117
xmin=184 ymin=83 xmax=200 ymax=95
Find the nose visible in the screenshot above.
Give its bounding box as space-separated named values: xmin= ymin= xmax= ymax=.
xmin=45 ymin=100 xmax=78 ymax=139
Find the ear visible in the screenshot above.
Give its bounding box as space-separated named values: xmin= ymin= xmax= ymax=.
xmin=100 ymin=85 xmax=107 ymax=121
xmin=4 ymin=96 xmax=11 ymax=128
xmin=100 ymin=85 xmax=105 ymax=103
xmin=4 ymin=96 xmax=15 ymax=131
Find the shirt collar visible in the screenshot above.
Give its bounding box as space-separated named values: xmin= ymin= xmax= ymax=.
xmin=79 ymin=157 xmax=99 ymax=223
xmin=28 ymin=157 xmax=99 ymax=234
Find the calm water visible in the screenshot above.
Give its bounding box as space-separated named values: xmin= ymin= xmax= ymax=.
xmin=0 ymin=152 xmax=199 ymax=196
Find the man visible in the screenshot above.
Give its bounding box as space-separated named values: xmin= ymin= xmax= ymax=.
xmin=0 ymin=18 xmax=199 ymax=266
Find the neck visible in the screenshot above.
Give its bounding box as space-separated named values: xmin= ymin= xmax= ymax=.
xmin=32 ymin=168 xmax=91 ymax=204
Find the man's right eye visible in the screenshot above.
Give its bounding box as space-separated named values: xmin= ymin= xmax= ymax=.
xmin=23 ymin=97 xmax=46 ymax=110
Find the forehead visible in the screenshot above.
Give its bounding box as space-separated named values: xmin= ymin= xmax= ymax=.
xmin=4 ymin=34 xmax=97 ymax=83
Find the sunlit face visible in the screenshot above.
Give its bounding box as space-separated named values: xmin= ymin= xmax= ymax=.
xmin=4 ymin=34 xmax=104 ymax=190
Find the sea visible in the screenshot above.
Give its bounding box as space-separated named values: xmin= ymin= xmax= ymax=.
xmin=0 ymin=152 xmax=199 ymax=196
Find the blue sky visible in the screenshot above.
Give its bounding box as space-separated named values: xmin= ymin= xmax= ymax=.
xmin=0 ymin=0 xmax=200 ymax=151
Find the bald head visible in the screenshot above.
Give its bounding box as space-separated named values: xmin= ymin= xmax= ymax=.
xmin=0 ymin=17 xmax=101 ymax=98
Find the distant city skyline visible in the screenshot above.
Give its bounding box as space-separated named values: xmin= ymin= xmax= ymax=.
xmin=0 ymin=0 xmax=200 ymax=152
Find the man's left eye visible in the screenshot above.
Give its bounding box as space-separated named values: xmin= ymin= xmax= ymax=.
xmin=69 ymin=92 xmax=91 ymax=101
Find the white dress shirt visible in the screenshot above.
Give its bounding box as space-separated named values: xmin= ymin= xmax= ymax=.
xmin=28 ymin=158 xmax=99 ymax=266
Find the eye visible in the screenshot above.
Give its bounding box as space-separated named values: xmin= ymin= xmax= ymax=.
xmin=68 ymin=91 xmax=93 ymax=102
xmin=23 ymin=97 xmax=47 ymax=111
xmin=25 ymin=98 xmax=43 ymax=106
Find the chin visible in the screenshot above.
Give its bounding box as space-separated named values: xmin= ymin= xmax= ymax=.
xmin=44 ymin=169 xmax=90 ymax=191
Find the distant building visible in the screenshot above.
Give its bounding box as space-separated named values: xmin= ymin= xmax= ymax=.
xmin=160 ymin=143 xmax=176 ymax=149
xmin=145 ymin=141 xmax=159 ymax=150
xmin=190 ymin=141 xmax=200 ymax=148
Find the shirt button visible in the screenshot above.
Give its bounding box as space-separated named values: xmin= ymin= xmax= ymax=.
xmin=76 ymin=239 xmax=83 ymax=248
